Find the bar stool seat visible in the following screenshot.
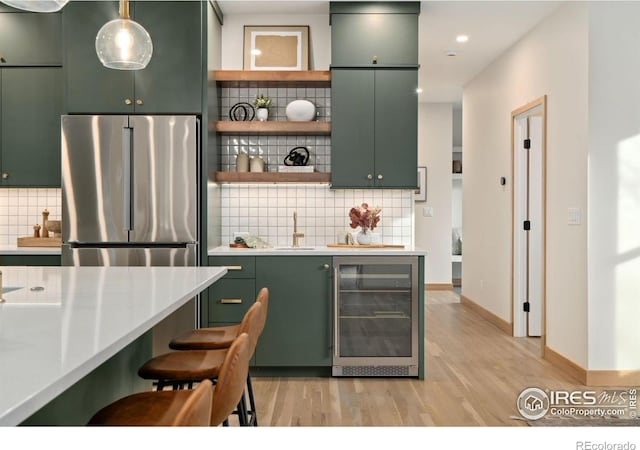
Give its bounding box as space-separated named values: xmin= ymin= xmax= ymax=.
xmin=138 ymin=349 xmax=226 ymax=387
xmin=88 ymin=379 xmax=213 ymax=426
xmin=169 ymin=326 xmax=238 ymax=350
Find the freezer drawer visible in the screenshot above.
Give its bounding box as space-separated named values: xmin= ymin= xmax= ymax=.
xmin=62 ymin=244 xmax=197 ymax=267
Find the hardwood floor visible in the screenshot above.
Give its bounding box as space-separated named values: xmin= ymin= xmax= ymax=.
xmin=250 ymin=290 xmax=585 ymax=426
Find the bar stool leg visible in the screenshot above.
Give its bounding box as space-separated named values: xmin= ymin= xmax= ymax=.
xmin=246 ymin=374 xmax=258 ymax=426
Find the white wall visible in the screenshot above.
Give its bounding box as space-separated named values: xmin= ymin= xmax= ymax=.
xmin=463 ymin=3 xmax=589 ymax=366
xmin=415 ymin=103 xmax=452 ymax=284
xmin=220 ymin=13 xmax=331 ymax=70
xmin=587 ymin=2 xmax=640 ymax=370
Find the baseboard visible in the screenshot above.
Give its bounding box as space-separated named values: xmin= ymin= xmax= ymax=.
xmin=426 ymin=283 xmax=453 ymax=291
xmin=586 ymin=370 xmax=640 ymax=386
xmin=460 ymin=295 xmax=512 ymax=335
xmin=543 ymin=346 xmax=587 ymax=384
xmin=452 ymin=278 xmax=462 ymax=287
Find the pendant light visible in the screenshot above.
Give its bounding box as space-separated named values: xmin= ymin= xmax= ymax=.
xmin=95 ymin=0 xmax=153 ymax=70
xmin=0 ymin=0 xmax=69 ymax=12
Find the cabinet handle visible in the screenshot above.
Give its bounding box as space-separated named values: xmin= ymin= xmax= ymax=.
xmin=1 ymin=173 xmax=9 ymax=179
xmin=377 ymin=174 xmax=384 ymax=180
xmin=224 ymin=265 xmax=243 ymax=271
xmin=323 ymin=263 xmax=330 ymax=269
xmin=136 ymin=99 xmax=144 ymax=105
xmin=125 ymin=98 xmax=133 ymax=105
xmin=0 ymin=55 xmax=5 ymax=63
xmin=367 ymin=174 xmax=373 ymax=180
xmin=219 ymin=298 xmax=242 ymax=304
xmin=372 ymin=55 xmax=378 ymax=64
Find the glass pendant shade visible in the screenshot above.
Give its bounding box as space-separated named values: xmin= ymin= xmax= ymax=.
xmin=0 ymin=0 xmax=69 ymax=12
xmin=95 ymin=17 xmax=153 ymax=70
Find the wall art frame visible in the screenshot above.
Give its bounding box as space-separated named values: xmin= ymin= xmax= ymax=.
xmin=243 ymin=25 xmax=310 ymax=70
xmin=415 ymin=166 xmax=427 ymax=202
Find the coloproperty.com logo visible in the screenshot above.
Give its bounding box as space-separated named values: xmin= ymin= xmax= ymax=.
xmin=517 ymin=386 xmax=638 ymax=421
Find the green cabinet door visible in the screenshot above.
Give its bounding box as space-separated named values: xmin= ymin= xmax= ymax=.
xmin=0 ymin=11 xmax=62 ymax=66
xmin=255 ymin=256 xmax=332 ymax=367
xmin=330 ymin=12 xmax=419 ymax=66
xmin=64 ymin=1 xmax=203 ymax=114
xmin=1 ymin=68 xmax=63 ymax=187
xmin=331 ymin=68 xmax=417 ymax=189
xmin=331 ymin=69 xmax=375 ymax=188
xmin=374 ymin=69 xmax=418 ymax=188
xmin=133 ymin=1 xmax=203 ymax=114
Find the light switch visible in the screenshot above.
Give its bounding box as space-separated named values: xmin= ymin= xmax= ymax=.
xmin=422 ymin=207 xmax=434 ymax=217
xmin=568 ymin=207 xmax=582 ymax=225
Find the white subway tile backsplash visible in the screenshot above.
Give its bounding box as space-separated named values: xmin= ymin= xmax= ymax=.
xmin=0 ymin=188 xmax=61 ymax=245
xmin=219 ymin=185 xmax=414 ymax=247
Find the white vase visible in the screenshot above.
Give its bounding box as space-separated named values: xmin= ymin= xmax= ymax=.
xmin=256 ymin=108 xmax=269 ymax=122
xmin=357 ymin=228 xmax=372 ymax=245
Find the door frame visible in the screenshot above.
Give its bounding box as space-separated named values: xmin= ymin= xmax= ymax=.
xmin=510 ymin=95 xmax=547 ymax=342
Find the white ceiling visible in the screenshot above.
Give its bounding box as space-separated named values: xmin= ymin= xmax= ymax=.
xmin=216 ymin=1 xmax=563 ymax=103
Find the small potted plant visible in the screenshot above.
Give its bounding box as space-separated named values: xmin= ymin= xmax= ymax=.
xmin=253 ymin=94 xmax=272 ymax=122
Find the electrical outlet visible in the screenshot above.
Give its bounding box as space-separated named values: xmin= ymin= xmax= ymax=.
xmin=422 ymin=207 xmax=434 ymax=217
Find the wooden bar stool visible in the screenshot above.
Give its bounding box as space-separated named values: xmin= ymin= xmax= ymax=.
xmin=167 ymin=287 xmax=269 ymax=426
xmin=89 ymin=333 xmax=251 ymax=426
xmin=137 ymin=299 xmax=265 ymax=425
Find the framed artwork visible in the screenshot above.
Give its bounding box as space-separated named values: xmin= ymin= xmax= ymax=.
xmin=243 ymin=25 xmax=309 ymax=70
xmin=415 ymin=167 xmax=427 ymax=202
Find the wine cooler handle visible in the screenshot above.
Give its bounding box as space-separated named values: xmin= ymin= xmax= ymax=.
xmin=333 ymin=266 xmax=339 ymax=358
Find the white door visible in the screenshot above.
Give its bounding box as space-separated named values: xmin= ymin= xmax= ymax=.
xmin=513 ymin=107 xmax=544 ymax=337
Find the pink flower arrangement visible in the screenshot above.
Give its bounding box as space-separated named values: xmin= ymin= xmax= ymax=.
xmin=349 ymin=203 xmax=382 ymax=231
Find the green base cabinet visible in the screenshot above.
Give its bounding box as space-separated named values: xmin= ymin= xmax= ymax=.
xmin=255 ymin=256 xmax=332 ymax=367
xmin=64 ymin=1 xmax=203 ymax=114
xmin=1 ymin=255 xmax=61 ymax=266
xmin=331 ymin=68 xmax=417 ymax=189
xmin=1 ymin=68 xmax=63 ymax=187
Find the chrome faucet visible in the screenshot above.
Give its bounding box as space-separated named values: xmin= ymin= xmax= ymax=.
xmin=292 ymin=210 xmax=305 ymax=247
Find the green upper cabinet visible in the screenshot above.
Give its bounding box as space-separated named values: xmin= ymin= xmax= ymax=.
xmin=64 ymin=1 xmax=204 ymax=114
xmin=1 ymin=67 xmax=63 ymax=187
xmin=254 ymin=256 xmax=332 ymax=367
xmin=331 ymin=68 xmax=417 ymax=189
xmin=0 ymin=10 xmax=62 ymax=66
xmin=330 ymin=2 xmax=419 ymax=67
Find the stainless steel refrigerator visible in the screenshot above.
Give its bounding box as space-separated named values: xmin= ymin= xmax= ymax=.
xmin=61 ymin=115 xmax=200 ymax=354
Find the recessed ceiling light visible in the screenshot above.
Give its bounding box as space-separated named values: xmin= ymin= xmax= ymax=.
xmin=456 ymin=35 xmax=469 ymax=43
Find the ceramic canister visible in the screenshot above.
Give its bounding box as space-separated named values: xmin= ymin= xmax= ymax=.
xmin=250 ymin=156 xmax=265 ymax=172
xmin=236 ymin=153 xmax=249 ymax=172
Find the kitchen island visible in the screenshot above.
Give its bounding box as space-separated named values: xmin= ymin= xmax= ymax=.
xmin=0 ymin=265 xmax=226 ymax=426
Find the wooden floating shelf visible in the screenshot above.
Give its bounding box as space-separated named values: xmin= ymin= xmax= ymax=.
xmin=211 ymin=70 xmax=331 ymax=87
xmin=213 ymin=172 xmax=331 ymax=183
xmin=212 ymin=121 xmax=331 ymax=135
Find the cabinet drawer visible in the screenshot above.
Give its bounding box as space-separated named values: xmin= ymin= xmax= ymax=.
xmin=209 ymin=256 xmax=255 ymax=279
xmin=208 ymin=279 xmax=256 ymax=323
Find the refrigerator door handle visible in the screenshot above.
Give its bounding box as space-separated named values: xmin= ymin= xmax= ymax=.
xmin=123 ymin=127 xmax=133 ymax=232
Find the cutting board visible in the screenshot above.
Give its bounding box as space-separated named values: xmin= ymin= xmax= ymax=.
xmin=17 ymin=237 xmax=62 ymax=248
xmin=326 ymin=243 xmax=405 ymax=249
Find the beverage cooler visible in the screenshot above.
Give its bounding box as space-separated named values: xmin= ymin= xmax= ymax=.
xmin=332 ymin=256 xmax=419 ymax=377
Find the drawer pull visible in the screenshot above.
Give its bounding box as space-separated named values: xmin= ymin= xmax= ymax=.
xmin=224 ymin=265 xmax=243 ymax=271
xmin=219 ymin=298 xmax=243 ymax=304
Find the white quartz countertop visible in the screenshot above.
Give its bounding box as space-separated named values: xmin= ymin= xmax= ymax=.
xmin=0 ymin=244 xmax=61 ymax=255
xmin=0 ymin=265 xmax=226 ymax=426
xmin=208 ymin=245 xmax=427 ymax=256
